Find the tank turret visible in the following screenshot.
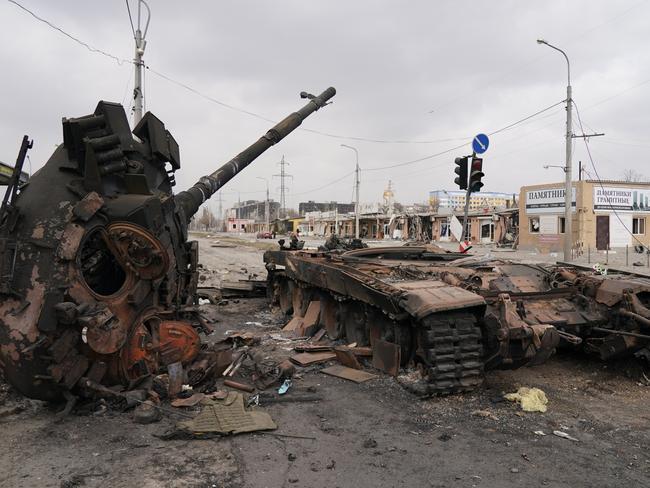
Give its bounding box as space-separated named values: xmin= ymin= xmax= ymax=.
xmin=0 ymin=87 xmax=336 ymax=400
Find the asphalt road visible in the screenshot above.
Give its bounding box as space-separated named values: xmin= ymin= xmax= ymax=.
xmin=0 ymin=236 xmax=648 ymax=488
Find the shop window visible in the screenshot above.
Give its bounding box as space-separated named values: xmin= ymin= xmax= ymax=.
xmin=633 ymin=217 xmax=645 ymax=235
xmin=529 ymin=217 xmax=540 ymax=233
xmin=558 ymin=217 xmax=566 ymax=234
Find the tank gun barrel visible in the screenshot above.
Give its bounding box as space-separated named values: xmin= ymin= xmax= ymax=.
xmin=176 ymin=86 xmax=336 ymax=219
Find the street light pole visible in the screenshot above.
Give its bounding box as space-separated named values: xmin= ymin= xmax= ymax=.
xmin=538 ymin=39 xmax=572 ymax=261
xmin=256 ymin=176 xmax=270 ymax=232
xmin=131 ymin=0 xmax=151 ymax=126
xmin=341 ymin=144 xmax=360 ymax=239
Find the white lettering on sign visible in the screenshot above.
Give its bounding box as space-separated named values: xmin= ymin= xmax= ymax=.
xmin=593 ymin=186 xmax=650 ymax=212
xmin=525 ymin=187 xmax=576 ymax=214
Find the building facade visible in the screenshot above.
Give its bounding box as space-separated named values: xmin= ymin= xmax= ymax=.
xmin=298 ymin=201 xmax=356 ymax=215
xmin=429 ymin=190 xmax=513 ymax=211
xmin=229 ymin=199 xmax=280 ymax=222
xmin=519 ymin=180 xmax=650 ymax=252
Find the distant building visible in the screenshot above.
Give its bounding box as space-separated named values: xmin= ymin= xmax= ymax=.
xmin=429 ymin=190 xmax=513 ymax=211
xmin=519 ymin=180 xmax=650 ymax=252
xmin=228 ymin=199 xmax=280 ymax=221
xmin=298 ymin=201 xmax=355 ymax=215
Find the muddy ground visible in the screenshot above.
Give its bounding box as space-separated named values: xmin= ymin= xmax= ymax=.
xmin=1 ymin=236 xmax=649 ymax=488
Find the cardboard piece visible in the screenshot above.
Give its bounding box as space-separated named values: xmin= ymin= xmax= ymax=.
xmin=321 ymin=365 xmax=378 ymax=383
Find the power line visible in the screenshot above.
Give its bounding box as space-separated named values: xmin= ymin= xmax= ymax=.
xmin=273 ymin=156 xmax=292 ymax=217
xmin=363 ymin=100 xmax=565 ymax=172
xmin=7 ymin=0 xmax=130 ymax=65
xmin=573 ymin=100 xmax=645 ymax=248
xmin=425 ymin=0 xmax=649 ymax=115
xmin=9 ymin=0 xmax=650 ymax=150
xmin=291 ymin=170 xmax=355 ymax=196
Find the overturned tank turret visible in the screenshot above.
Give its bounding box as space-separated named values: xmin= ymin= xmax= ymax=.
xmin=0 ymin=87 xmax=336 ymax=401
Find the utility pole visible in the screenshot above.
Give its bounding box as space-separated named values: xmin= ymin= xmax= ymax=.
xmin=129 ymin=0 xmax=151 ymax=126
xmin=334 ymin=204 xmax=339 ymax=236
xmin=217 ymin=191 xmax=223 ymax=231
xmin=256 ymin=176 xmax=270 ymax=232
xmin=341 ymin=144 xmax=360 ymax=239
xmin=273 ymin=155 xmax=292 ymax=219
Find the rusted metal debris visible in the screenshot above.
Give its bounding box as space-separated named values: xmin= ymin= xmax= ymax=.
xmin=264 ymin=244 xmax=650 ymax=396
xmin=0 ymin=87 xmax=336 ymax=402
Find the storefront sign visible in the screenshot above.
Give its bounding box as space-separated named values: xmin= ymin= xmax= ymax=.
xmin=525 ymin=187 xmax=576 ymax=214
xmin=593 ymin=186 xmax=650 ymax=212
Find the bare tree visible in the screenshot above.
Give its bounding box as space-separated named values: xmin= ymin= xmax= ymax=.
xmin=622 ymin=169 xmax=646 ymax=182
xmin=198 ymin=207 xmax=215 ymax=231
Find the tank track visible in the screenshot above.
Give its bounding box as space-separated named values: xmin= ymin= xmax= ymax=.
xmin=271 ymin=274 xmax=484 ymax=396
xmin=409 ymin=311 xmax=484 ymax=396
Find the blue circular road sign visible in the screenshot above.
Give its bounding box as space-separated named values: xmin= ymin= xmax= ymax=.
xmin=472 ymin=133 xmax=490 ymax=154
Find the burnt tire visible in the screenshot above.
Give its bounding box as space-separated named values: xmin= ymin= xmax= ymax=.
xmin=411 ymin=311 xmax=483 ymax=396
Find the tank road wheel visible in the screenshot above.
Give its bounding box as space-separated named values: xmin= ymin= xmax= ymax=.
xmin=414 ymin=311 xmax=483 ymax=396
xmin=341 ymin=300 xmax=369 ymax=346
xmin=319 ymin=294 xmax=343 ymax=339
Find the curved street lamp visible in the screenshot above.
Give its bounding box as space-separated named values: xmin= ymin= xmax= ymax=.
xmin=537 ymin=39 xmax=573 ymax=261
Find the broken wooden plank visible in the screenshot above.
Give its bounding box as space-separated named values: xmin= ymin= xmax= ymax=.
xmin=321 ymin=365 xmax=378 ymax=383
xmin=283 ymin=316 xmax=304 ymax=332
xmin=350 ymin=346 xmax=372 ymax=357
xmin=290 ymin=351 xmax=337 ymax=367
xmin=372 ymin=340 xmax=401 ymax=377
xmin=294 ymin=344 xmax=333 ymax=353
xmin=299 ymin=300 xmax=321 ymax=336
xmin=334 ymin=347 xmax=362 ymax=369
xmin=310 ymin=329 xmax=327 ymax=342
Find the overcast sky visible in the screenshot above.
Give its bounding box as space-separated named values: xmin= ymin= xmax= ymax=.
xmin=1 ymin=0 xmax=649 ymax=215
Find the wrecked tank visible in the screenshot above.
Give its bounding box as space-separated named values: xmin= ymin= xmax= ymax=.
xmin=0 ymin=87 xmax=336 ymax=401
xmin=264 ymin=244 xmax=650 ymax=395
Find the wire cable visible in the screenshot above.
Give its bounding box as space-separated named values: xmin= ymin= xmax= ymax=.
xmin=290 ymin=170 xmax=355 ymax=197
xmin=9 ymin=0 xmax=649 ymax=149
xmin=573 ymin=100 xmax=645 ymax=248
xmin=7 ymin=0 xmax=130 ymax=65
xmin=363 ymin=100 xmax=565 ymax=171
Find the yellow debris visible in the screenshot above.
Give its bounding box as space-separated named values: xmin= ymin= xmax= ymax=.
xmin=504 ymin=387 xmax=548 ymax=412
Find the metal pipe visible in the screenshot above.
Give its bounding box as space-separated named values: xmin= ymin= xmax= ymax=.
xmin=591 ymin=326 xmax=650 ymax=340
xmin=618 ymin=309 xmax=650 ymax=329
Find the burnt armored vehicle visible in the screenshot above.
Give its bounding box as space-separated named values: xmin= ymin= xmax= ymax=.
xmin=0 ymin=87 xmax=336 ymax=401
xmin=264 ymin=245 xmax=650 ymax=395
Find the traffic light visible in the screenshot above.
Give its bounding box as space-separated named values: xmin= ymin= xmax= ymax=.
xmin=469 ymin=157 xmax=484 ymax=192
xmin=454 ymin=157 xmax=468 ymax=190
